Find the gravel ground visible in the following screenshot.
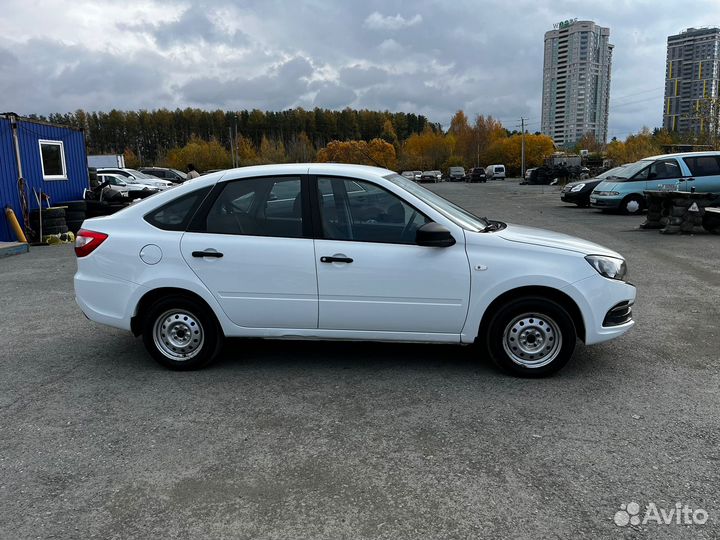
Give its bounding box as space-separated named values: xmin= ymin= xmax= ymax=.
xmin=1 ymin=179 xmax=718 ymax=539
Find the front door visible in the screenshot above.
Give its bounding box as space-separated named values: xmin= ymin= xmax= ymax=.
xmin=312 ymin=176 xmax=471 ymax=335
xmin=181 ymin=175 xmax=318 ymax=329
xmin=645 ymin=158 xmax=685 ymax=191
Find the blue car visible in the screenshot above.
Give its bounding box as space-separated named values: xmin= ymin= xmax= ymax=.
xmin=590 ymin=152 xmax=720 ymax=214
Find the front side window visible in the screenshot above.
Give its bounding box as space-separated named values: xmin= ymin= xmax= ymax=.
xmin=648 ymin=159 xmax=681 ymax=180
xmin=39 ymin=140 xmax=66 ymax=180
xmin=317 ymin=177 xmax=430 ymax=244
xmin=204 ymin=176 xmax=303 ymax=238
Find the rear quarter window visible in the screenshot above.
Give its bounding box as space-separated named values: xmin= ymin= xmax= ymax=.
xmin=683 ymin=156 xmax=720 ymax=177
xmin=144 ymin=187 xmax=211 ymax=231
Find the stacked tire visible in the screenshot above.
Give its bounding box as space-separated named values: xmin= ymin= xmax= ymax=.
xmin=85 ymin=200 xmax=127 ymax=218
xmin=64 ymin=201 xmax=87 ymax=234
xmin=30 ymin=207 xmax=68 ymax=241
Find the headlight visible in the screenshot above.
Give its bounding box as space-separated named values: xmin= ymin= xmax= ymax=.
xmin=570 ymin=183 xmax=586 ymax=192
xmin=594 ymin=191 xmax=620 ymax=196
xmin=585 ymin=255 xmax=627 ymax=281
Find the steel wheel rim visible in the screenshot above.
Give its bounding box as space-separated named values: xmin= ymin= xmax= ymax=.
xmin=502 ymin=312 xmax=562 ymax=368
xmin=153 ymin=309 xmax=204 ymax=361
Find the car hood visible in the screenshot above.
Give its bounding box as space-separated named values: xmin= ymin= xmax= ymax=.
xmin=593 ymin=181 xmax=621 ymax=192
xmin=491 ymin=223 xmax=622 ymax=257
xmin=565 ymin=179 xmax=601 ymax=189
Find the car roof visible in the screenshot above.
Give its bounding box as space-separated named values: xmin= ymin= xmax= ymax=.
xmin=644 ymin=150 xmax=720 ymax=160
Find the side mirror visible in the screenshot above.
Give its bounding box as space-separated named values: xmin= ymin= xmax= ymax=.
xmin=416 ymin=222 xmax=456 ymax=247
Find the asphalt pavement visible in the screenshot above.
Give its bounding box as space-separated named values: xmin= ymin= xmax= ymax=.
xmin=1 ymin=179 xmax=718 ymax=539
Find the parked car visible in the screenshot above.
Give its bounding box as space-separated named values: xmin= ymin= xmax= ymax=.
xmin=420 ymin=170 xmax=442 ymax=183
xmin=486 ymin=164 xmax=506 ymax=180
xmin=591 ymin=152 xmax=720 ymax=214
xmin=448 ymin=167 xmax=466 ymax=182
xmin=97 ymin=168 xmax=174 ymax=190
xmin=74 ymin=163 xmax=635 ymax=377
xmin=467 ymin=167 xmax=487 ymax=183
xmin=139 ymin=167 xmax=188 ymax=183
xmin=524 ymin=168 xmax=537 ymax=183
xmin=97 ymin=173 xmax=159 ymax=200
xmin=401 ymin=171 xmax=416 ymax=180
xmin=560 ymin=166 xmax=627 ymax=207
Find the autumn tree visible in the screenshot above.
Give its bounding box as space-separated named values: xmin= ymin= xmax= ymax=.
xmin=400 ymin=127 xmax=452 ymax=170
xmin=235 ymin=135 xmax=260 ymax=166
xmin=316 ymin=139 xmax=397 ymax=170
xmin=258 ymin=135 xmax=288 ymax=164
xmin=482 ymin=134 xmax=555 ymax=175
xmin=163 ymin=135 xmax=231 ymax=172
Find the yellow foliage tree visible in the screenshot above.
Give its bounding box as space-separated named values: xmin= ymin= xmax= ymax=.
xmin=482 ymin=134 xmax=555 ymax=175
xmin=400 ymin=127 xmax=452 ymax=170
xmin=316 ymin=139 xmax=397 ymax=170
xmin=163 ymin=135 xmax=232 ymax=172
xmin=123 ymin=147 xmax=140 ymax=169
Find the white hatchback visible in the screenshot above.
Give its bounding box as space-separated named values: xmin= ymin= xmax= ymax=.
xmin=74 ymin=164 xmax=636 ymax=376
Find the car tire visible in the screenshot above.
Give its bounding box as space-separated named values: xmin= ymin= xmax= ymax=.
xmin=484 ymin=296 xmax=576 ymax=377
xmin=620 ymin=195 xmax=644 ymax=215
xmin=142 ymin=295 xmax=223 ymax=370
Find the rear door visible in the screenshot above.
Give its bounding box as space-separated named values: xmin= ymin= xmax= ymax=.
xmin=681 ymin=155 xmax=720 ymax=193
xmin=180 ymin=175 xmax=318 ymax=329
xmin=311 ymin=175 xmax=471 ymax=335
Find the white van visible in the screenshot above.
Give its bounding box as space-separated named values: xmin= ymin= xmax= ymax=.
xmin=485 ymin=164 xmax=506 ymax=180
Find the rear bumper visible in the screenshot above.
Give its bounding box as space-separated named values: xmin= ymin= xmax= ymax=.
xmin=74 ymin=270 xmax=139 ymax=331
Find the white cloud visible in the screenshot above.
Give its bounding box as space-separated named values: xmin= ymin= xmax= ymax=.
xmin=364 ymin=12 xmax=423 ymax=30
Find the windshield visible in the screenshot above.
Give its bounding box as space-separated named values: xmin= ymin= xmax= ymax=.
xmin=609 ymin=160 xmax=652 ymax=180
xmin=596 ymin=166 xmax=626 ymax=180
xmin=385 ymin=173 xmax=488 ymax=232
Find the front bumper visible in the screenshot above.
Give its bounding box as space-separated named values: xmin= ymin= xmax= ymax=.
xmin=590 ymin=195 xmax=622 ymax=209
xmin=561 ymin=190 xmax=590 ymax=204
xmin=563 ymin=273 xmax=636 ymax=345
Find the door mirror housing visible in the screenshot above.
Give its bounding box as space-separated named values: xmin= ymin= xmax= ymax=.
xmin=416 ymin=222 xmax=456 ymax=247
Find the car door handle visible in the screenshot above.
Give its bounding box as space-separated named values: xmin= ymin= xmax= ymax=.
xmin=320 ymin=256 xmax=353 ymax=264
xmin=192 ymin=250 xmax=223 ymax=258
xmin=686 ymin=177 xmax=695 ymax=181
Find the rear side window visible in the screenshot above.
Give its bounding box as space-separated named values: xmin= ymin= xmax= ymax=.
xmin=683 ymin=156 xmax=720 ymax=177
xmin=144 ymin=187 xmax=211 ymax=231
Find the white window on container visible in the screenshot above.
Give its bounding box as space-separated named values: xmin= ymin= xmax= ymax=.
xmin=38 ymin=139 xmax=67 ymax=180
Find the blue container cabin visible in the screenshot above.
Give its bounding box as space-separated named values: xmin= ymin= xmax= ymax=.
xmin=0 ymin=113 xmax=88 ymax=241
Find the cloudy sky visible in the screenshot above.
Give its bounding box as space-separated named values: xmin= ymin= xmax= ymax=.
xmin=1 ymin=0 xmax=719 ymax=139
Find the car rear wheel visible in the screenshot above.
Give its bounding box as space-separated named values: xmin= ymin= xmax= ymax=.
xmin=142 ymin=296 xmax=223 ymax=370
xmin=484 ymin=297 xmax=576 ymax=377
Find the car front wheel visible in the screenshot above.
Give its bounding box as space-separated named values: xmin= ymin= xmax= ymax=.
xmin=142 ymin=295 xmax=223 ymax=370
xmin=484 ymin=297 xmax=576 ymax=377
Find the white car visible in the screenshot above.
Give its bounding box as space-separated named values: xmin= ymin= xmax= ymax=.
xmin=97 ymin=168 xmax=174 ymax=190
xmin=97 ymin=173 xmax=159 ymax=199
xmin=74 ymin=164 xmax=636 ymax=376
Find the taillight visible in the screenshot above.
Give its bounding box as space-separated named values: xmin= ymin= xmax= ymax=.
xmin=75 ymin=229 xmax=108 ymax=257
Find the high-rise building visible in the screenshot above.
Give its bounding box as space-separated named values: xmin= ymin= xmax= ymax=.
xmin=541 ymin=20 xmax=613 ymax=148
xmin=663 ymin=27 xmax=720 ymax=135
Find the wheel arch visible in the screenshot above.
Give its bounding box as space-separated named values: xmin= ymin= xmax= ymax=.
xmin=131 ymin=287 xmax=222 ymax=336
xmin=477 ymin=285 xmax=586 ymax=343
